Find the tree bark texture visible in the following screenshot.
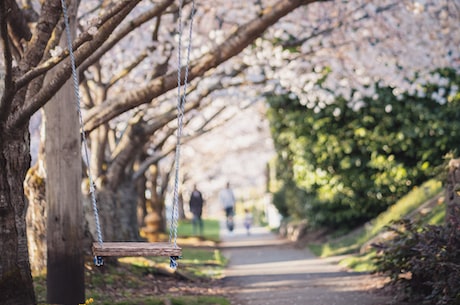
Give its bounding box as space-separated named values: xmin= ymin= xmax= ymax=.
xmin=24 ymin=163 xmax=47 ymax=276
xmin=149 ymin=164 xmax=166 ymax=231
xmin=446 ymin=158 xmax=460 ymax=229
xmin=136 ymin=159 xmax=148 ymax=228
xmin=44 ymin=76 xmax=85 ymax=304
xmin=42 ymin=1 xmax=86 ymax=302
xmin=84 ymin=182 xmax=141 ymax=242
xmin=0 ymin=126 xmax=36 ymax=305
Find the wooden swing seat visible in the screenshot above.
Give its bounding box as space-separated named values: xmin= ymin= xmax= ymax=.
xmin=92 ymin=242 xmax=181 ymax=257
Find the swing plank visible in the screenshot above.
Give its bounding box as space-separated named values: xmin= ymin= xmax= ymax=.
xmin=93 ymin=242 xmax=181 ymax=257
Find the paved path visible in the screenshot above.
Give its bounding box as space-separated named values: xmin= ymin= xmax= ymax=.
xmin=219 ymin=219 xmax=392 ymax=305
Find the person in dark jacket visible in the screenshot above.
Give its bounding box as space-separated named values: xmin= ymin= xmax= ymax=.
xmin=189 ymin=184 xmax=204 ymax=236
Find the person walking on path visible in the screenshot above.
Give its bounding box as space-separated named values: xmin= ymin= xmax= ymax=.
xmin=243 ymin=208 xmax=253 ymax=235
xmin=219 ymin=182 xmax=236 ymax=232
xmin=189 ymin=184 xmax=204 ymax=236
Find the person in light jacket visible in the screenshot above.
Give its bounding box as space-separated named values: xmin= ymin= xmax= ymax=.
xmin=219 ymin=182 xmax=236 ymax=232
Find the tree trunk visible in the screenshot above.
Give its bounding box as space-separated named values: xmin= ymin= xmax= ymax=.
xmin=24 ymin=163 xmax=47 ymax=276
xmin=136 ymin=168 xmax=148 ymax=228
xmin=84 ymin=181 xmax=141 ymax=242
xmin=148 ymin=163 xmax=166 ymax=232
xmin=43 ymin=2 xmax=85 ymax=301
xmin=446 ymin=158 xmax=460 ymax=229
xmin=0 ymin=125 xmax=36 ymax=305
xmin=44 ymin=74 xmax=85 ymax=304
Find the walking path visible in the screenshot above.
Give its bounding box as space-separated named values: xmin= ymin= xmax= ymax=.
xmin=219 ymin=219 xmax=392 ymax=305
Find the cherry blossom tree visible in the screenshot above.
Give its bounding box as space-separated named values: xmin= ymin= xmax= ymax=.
xmin=1 ymin=0 xmax=459 ymax=304
xmin=1 ymin=0 xmax=322 ymax=303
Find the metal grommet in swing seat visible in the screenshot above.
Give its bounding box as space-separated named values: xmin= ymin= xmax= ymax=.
xmin=169 ymin=255 xmax=182 ymax=269
xmin=94 ymin=256 xmax=104 ymax=267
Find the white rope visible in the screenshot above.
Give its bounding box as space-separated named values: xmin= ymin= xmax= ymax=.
xmin=60 ymin=0 xmax=104 ymax=265
xmin=169 ymin=0 xmax=196 ymax=269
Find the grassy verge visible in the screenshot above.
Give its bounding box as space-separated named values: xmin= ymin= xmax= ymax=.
xmin=176 ymin=218 xmax=220 ymax=242
xmin=310 ymin=179 xmax=444 ymax=261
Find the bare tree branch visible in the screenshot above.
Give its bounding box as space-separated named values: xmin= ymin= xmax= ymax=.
xmin=131 ymin=104 xmax=234 ymax=181
xmin=0 ymin=0 xmax=15 ymax=122
xmin=281 ymin=2 xmax=398 ymax=49
xmin=131 ymin=65 xmax=254 ymax=181
xmin=10 ymin=0 xmax=141 ymax=129
xmin=79 ymin=0 xmax=174 ymax=74
xmin=5 ymin=0 xmax=32 ymax=57
xmin=107 ymin=51 xmax=149 ymax=89
xmin=21 ymin=0 xmax=39 ymax=23
xmin=132 ymin=128 xmax=176 ymax=181
xmin=16 ymin=29 xmax=91 ymax=90
xmin=20 ymin=0 xmax=61 ymax=72
xmin=107 ymin=96 xmax=202 ymax=188
xmin=15 ymin=0 xmax=141 ymax=90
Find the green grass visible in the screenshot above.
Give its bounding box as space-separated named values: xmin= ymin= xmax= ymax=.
xmin=310 ymin=179 xmax=444 ymax=258
xmin=181 ymin=248 xmax=227 ymax=266
xmin=339 ymin=251 xmax=378 ymax=273
xmin=118 ymin=247 xmax=228 ymax=279
xmin=425 ymin=201 xmax=446 ymax=225
xmin=177 ymin=218 xmax=220 ymax=242
xmin=179 ymin=248 xmax=228 ymax=278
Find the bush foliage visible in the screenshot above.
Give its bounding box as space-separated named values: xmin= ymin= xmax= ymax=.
xmin=373 ymin=219 xmax=460 ymax=305
xmin=266 ymin=68 xmax=460 ymax=229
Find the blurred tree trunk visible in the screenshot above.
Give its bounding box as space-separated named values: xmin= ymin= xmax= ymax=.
xmin=136 ymin=157 xmax=148 ymax=228
xmin=146 ymin=163 xmax=166 ymax=233
xmin=178 ymin=191 xmax=186 ymax=221
xmin=24 ymin=162 xmax=47 ymax=276
xmin=84 ymin=181 xmax=141 ymax=242
xmin=446 ymin=159 xmax=460 ymax=228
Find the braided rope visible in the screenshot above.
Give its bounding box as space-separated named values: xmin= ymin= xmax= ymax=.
xmin=60 ymin=0 xmax=104 ymax=265
xmin=169 ymin=0 xmax=196 ymax=269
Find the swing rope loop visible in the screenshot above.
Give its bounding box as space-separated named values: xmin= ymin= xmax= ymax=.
xmin=60 ymin=0 xmax=104 ymax=265
xmin=169 ymin=0 xmax=196 ymax=269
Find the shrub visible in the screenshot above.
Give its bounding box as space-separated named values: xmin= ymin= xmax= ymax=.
xmin=373 ymin=219 xmax=460 ymax=305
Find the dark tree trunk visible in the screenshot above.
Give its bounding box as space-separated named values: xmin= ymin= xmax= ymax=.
xmin=0 ymin=126 xmax=36 ymax=305
xmin=446 ymin=159 xmax=460 ymax=229
xmin=115 ymin=181 xmax=142 ymax=241
xmin=136 ymin=169 xmax=148 ymax=228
